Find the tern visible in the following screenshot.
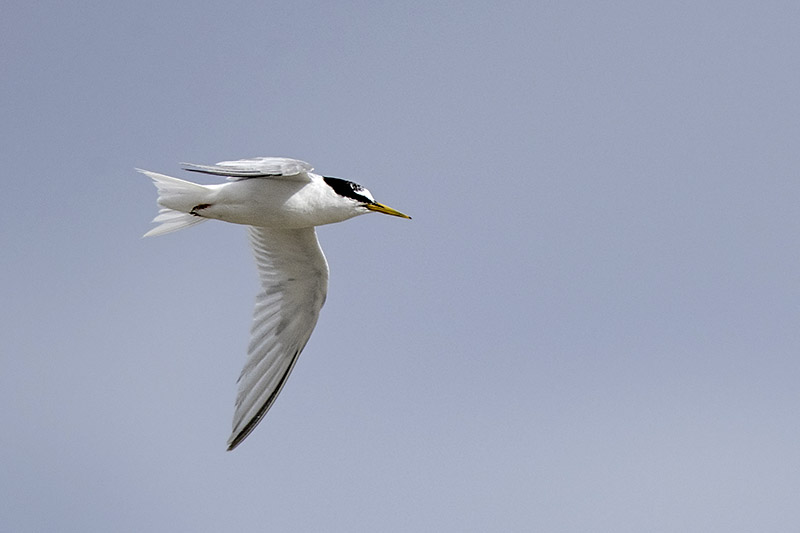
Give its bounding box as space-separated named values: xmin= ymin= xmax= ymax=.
xmin=139 ymin=157 xmax=410 ymax=450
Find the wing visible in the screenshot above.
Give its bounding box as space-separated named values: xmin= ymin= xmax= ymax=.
xmin=227 ymin=226 xmax=329 ymax=450
xmin=181 ymin=157 xmax=314 ymax=180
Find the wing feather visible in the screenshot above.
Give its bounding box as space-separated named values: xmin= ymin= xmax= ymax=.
xmin=181 ymin=157 xmax=313 ymax=180
xmin=227 ymin=226 xmax=329 ymax=450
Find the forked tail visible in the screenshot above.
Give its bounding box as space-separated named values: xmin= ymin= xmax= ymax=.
xmin=138 ymin=169 xmax=211 ymax=237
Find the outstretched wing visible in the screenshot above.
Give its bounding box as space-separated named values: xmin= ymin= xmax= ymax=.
xmin=228 ymin=226 xmax=329 ymax=450
xmin=181 ymin=157 xmax=314 ymax=180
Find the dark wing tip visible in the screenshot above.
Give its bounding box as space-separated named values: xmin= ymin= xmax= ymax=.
xmin=181 ymin=162 xmax=266 ymax=178
xmin=226 ymin=406 xmax=267 ymax=451
xmin=225 ymin=348 xmax=302 ymax=451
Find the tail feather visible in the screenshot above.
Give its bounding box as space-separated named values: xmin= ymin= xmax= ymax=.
xmin=143 ymin=208 xmax=207 ymax=237
xmin=139 ymin=169 xmax=211 ymax=237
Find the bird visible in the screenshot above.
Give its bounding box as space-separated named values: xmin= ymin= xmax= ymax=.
xmin=139 ymin=157 xmax=410 ymax=450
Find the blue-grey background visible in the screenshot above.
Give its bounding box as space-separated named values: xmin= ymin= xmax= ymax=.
xmin=2 ymin=1 xmax=799 ymax=531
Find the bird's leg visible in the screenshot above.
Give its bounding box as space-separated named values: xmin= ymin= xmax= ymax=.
xmin=190 ymin=203 xmax=212 ymax=216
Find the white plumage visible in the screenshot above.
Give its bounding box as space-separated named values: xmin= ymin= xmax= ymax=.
xmin=140 ymin=157 xmax=410 ymax=450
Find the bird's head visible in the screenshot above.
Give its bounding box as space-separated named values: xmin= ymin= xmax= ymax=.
xmin=323 ymin=176 xmax=411 ymax=219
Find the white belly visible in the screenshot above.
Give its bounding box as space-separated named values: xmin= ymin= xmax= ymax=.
xmin=202 ymin=178 xmax=361 ymax=229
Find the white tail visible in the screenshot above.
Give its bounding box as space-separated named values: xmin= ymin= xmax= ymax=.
xmin=139 ymin=169 xmax=211 ymax=237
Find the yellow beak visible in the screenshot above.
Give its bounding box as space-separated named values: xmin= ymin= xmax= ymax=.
xmin=366 ymin=202 xmax=412 ymax=219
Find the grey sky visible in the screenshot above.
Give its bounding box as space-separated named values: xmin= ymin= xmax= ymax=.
xmin=2 ymin=1 xmax=799 ymax=531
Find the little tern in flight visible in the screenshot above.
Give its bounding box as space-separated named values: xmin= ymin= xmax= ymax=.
xmin=140 ymin=157 xmax=410 ymax=450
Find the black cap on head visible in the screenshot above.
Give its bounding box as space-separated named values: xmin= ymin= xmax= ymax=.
xmin=322 ymin=176 xmax=375 ymax=204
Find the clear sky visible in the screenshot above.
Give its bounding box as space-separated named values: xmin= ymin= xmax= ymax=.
xmin=2 ymin=1 xmax=799 ymax=531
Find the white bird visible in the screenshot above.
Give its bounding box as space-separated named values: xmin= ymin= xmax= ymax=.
xmin=139 ymin=157 xmax=410 ymax=450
